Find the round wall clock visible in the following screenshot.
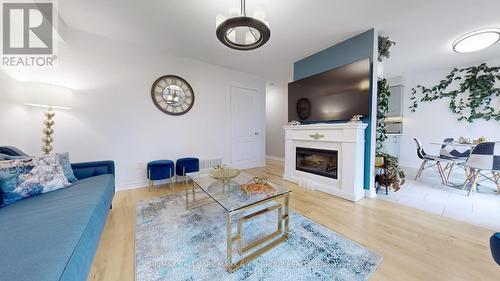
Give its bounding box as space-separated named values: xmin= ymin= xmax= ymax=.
xmin=296 ymin=98 xmax=311 ymax=120
xmin=151 ymin=75 xmax=195 ymax=116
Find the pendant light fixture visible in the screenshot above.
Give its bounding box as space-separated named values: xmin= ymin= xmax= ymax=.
xmin=216 ymin=0 xmax=270 ymax=51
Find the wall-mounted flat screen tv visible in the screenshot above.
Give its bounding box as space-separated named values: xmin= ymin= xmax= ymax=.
xmin=288 ymin=58 xmax=371 ymax=122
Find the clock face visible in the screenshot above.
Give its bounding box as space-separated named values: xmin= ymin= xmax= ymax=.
xmin=151 ymin=75 xmax=195 ymax=115
xmin=296 ymin=98 xmax=311 ymax=120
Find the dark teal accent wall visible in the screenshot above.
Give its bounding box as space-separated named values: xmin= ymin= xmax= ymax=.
xmin=293 ymin=29 xmax=374 ymax=190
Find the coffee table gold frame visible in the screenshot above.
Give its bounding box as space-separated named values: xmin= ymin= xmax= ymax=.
xmin=185 ymin=182 xmax=290 ymax=273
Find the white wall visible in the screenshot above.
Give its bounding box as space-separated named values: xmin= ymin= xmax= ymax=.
xmin=265 ymin=81 xmax=288 ymax=159
xmin=396 ymin=58 xmax=500 ymax=169
xmin=0 ymin=29 xmax=266 ymax=190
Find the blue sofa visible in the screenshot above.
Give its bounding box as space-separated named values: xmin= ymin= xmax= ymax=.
xmin=0 ymin=146 xmax=115 ymax=281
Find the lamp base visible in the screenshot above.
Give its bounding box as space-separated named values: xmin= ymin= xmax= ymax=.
xmin=42 ymin=108 xmax=55 ymax=155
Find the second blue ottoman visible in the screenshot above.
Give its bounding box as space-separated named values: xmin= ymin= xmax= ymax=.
xmin=147 ymin=160 xmax=174 ymax=188
xmin=176 ymin=157 xmax=199 ymax=183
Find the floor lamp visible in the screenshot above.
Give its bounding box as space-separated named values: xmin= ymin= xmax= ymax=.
xmin=23 ymin=82 xmax=73 ymax=155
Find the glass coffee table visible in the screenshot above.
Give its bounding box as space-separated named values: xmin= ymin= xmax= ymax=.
xmin=185 ymin=171 xmax=291 ymax=272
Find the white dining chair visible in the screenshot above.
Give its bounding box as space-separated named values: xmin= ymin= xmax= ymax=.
xmin=462 ymin=141 xmax=500 ymax=196
xmin=413 ymin=138 xmax=448 ymax=184
xmin=439 ymin=138 xmax=471 ymax=183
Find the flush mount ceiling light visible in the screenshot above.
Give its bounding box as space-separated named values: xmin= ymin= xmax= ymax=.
xmin=216 ymin=0 xmax=270 ymax=51
xmin=452 ymin=28 xmax=500 ymax=53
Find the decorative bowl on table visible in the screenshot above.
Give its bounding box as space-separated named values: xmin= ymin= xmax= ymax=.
xmin=458 ymin=136 xmax=473 ymax=144
xmin=209 ymin=166 xmax=240 ymax=183
xmin=242 ymin=177 xmax=276 ymax=196
xmin=473 ymin=136 xmax=488 ymax=145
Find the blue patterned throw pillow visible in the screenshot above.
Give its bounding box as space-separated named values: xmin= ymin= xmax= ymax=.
xmin=57 ymin=152 xmax=77 ymax=182
xmin=0 ymin=154 xmax=71 ymax=207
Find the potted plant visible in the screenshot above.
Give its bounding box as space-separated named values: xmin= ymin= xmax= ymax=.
xmin=376 ymin=153 xmax=406 ymax=191
xmin=375 ymin=79 xmax=405 ymax=191
xmin=378 ymin=35 xmax=396 ymax=62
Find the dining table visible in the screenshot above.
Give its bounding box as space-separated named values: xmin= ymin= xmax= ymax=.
xmin=429 ymin=141 xmax=477 ymax=148
xmin=428 ymin=141 xmax=476 ymax=188
xmin=428 ymin=140 xmax=498 ymax=191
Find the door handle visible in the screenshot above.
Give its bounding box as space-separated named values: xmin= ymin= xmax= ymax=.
xmin=254 ymin=132 xmax=259 ymax=136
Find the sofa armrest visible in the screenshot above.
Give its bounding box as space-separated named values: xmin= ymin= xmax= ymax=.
xmin=71 ymin=161 xmax=115 ymax=180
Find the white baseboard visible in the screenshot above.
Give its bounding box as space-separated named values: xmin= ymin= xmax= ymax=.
xmin=115 ymin=169 xmax=212 ymax=191
xmin=116 ymin=180 xmax=149 ymax=191
xmin=265 ymin=155 xmax=285 ymax=162
xmin=364 ymin=188 xmax=377 ymax=198
xmin=116 ymin=178 xmax=172 ymax=191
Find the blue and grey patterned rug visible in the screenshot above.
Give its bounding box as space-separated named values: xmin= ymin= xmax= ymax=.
xmin=136 ymin=194 xmax=382 ymax=281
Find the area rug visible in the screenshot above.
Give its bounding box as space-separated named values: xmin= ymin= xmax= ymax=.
xmin=136 ymin=194 xmax=382 ymax=281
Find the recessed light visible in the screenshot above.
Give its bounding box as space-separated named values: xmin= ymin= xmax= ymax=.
xmin=453 ymin=28 xmax=500 ymax=53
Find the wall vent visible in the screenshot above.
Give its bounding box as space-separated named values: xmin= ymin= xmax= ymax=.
xmin=200 ymin=158 xmax=223 ymax=170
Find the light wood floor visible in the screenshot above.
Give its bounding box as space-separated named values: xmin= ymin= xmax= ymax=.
xmin=88 ymin=159 xmax=500 ymax=281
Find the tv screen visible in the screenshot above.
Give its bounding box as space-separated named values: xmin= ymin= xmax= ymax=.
xmin=288 ymin=58 xmax=371 ymax=122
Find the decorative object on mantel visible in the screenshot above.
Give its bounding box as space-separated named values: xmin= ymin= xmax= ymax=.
xmin=349 ymin=114 xmax=363 ymax=123
xmin=209 ymin=165 xmax=240 ymax=183
xmin=288 ymin=120 xmax=301 ymax=125
xmin=215 ymin=0 xmax=270 ymax=51
xmin=151 ymin=75 xmax=194 ymax=116
xmin=309 ymin=133 xmax=325 ymax=140
xmin=23 ymin=82 xmax=73 ymax=155
xmin=409 ymin=63 xmax=500 ymax=122
xmin=378 ymin=35 xmax=396 ymax=62
xmin=241 ymin=177 xmax=275 ymax=196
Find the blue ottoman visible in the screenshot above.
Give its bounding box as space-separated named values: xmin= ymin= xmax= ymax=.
xmin=147 ymin=160 xmax=174 ymax=188
xmin=176 ymin=157 xmax=199 ymax=183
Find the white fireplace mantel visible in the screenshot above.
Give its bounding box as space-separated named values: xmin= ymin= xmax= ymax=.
xmin=283 ymin=123 xmax=367 ymax=202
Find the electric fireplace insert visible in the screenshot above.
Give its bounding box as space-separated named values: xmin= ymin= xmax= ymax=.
xmin=296 ymin=147 xmax=338 ymax=179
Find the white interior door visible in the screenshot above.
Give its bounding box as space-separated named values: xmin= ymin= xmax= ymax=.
xmin=230 ymin=86 xmax=259 ymax=169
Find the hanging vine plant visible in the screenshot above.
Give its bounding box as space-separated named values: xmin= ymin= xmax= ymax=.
xmin=409 ymin=63 xmax=500 ymax=122
xmin=376 ymin=78 xmax=390 ymax=155
xmin=376 ymin=78 xmax=406 ymax=190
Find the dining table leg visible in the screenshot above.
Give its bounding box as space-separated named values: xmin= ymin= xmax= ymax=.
xmin=446 ymin=162 xmax=455 ymax=183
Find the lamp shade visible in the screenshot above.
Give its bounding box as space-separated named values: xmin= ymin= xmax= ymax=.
xmin=23 ymin=82 xmax=73 ymax=110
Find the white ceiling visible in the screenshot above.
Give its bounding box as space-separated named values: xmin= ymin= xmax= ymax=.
xmin=58 ymin=0 xmax=500 ymax=81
